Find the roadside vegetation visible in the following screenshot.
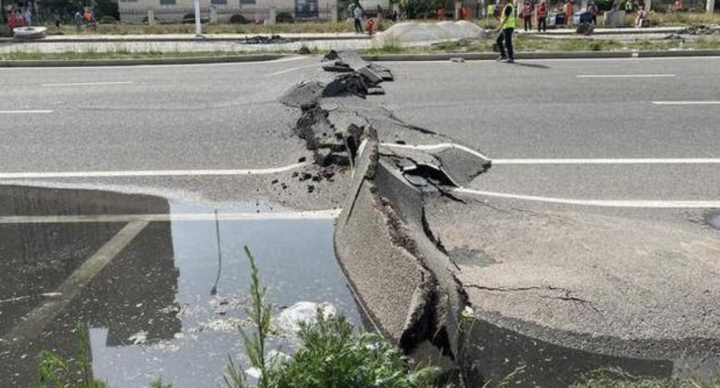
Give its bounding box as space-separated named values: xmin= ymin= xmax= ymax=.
xmin=363 ymin=35 xmax=720 ymax=55
xmin=47 ymin=22 xmax=356 ymax=35
xmin=32 ymin=247 xmax=720 ymax=388
xmin=5 ymin=34 xmax=720 ymax=62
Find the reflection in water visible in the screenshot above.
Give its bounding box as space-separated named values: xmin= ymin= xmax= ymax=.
xmin=0 ymin=185 xmax=361 ymax=388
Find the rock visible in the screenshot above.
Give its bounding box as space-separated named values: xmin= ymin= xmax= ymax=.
xmin=275 ymin=301 xmax=337 ymax=333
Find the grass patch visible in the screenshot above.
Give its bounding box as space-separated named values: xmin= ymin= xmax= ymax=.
xmin=361 ymin=35 xmax=720 ymax=55
xmin=49 ymin=22 xmax=357 ymax=36
xmin=0 ymin=50 xmax=289 ymax=61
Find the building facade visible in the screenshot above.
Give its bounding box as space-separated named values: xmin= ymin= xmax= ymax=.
xmin=119 ymin=0 xmax=337 ymax=23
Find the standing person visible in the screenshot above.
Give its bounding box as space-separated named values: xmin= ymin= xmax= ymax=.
xmin=587 ymin=1 xmax=598 ymax=24
xmin=635 ymin=4 xmax=647 ymax=26
xmin=352 ymin=4 xmax=363 ymax=33
xmin=495 ymin=0 xmax=516 ymax=63
xmin=521 ymin=1 xmax=532 ymax=31
xmin=22 ymin=7 xmax=31 ymax=26
xmin=564 ymin=0 xmax=573 ymax=26
xmin=536 ymin=0 xmax=548 ymax=31
xmin=74 ymin=11 xmax=83 ymax=30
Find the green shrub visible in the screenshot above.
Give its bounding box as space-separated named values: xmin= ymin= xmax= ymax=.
xmin=230 ymin=14 xmax=249 ymax=24
xmin=276 ymin=11 xmax=294 ymax=23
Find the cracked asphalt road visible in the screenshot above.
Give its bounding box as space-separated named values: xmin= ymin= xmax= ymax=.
xmin=1 ymin=55 xmax=718 ymax=210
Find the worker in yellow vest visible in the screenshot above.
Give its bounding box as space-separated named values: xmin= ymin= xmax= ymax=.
xmin=496 ymin=0 xmax=516 ymax=63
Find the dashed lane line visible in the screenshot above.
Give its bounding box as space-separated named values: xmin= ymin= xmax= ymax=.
xmin=42 ymin=81 xmax=135 ymax=87
xmin=491 ymin=158 xmax=720 ymax=165
xmin=0 ymin=210 xmax=341 ymax=224
xmin=0 ymin=162 xmax=307 ymax=179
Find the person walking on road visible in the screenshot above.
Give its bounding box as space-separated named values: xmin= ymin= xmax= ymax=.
xmin=352 ymin=4 xmax=364 ymax=33
xmin=496 ymin=0 xmax=516 ymax=63
xmin=521 ymin=1 xmax=533 ymax=31
xmin=536 ymin=0 xmax=548 ymax=31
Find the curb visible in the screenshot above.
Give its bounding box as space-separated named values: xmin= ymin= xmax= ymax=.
xmin=363 ymin=49 xmax=720 ymax=61
xmin=0 ymin=53 xmax=287 ymax=67
xmin=0 ymin=34 xmax=370 ymax=44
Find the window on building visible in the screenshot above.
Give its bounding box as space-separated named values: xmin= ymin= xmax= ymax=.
xmin=160 ymin=0 xmax=175 ymax=5
xmin=240 ymin=0 xmax=255 ymax=5
xmin=211 ymin=0 xmax=228 ymax=5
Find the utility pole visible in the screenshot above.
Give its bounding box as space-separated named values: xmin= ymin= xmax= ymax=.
xmin=194 ymin=0 xmax=202 ymax=37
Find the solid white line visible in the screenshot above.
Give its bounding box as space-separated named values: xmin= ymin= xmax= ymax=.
xmin=42 ymin=81 xmax=135 ymax=87
xmin=652 ymin=101 xmax=720 ymax=105
xmin=0 ymin=56 xmax=307 ymax=71
xmin=0 ymin=110 xmax=53 ymax=114
xmin=453 ymin=188 xmax=720 ymax=209
xmin=381 ymin=142 xmax=490 ymax=161
xmin=266 ymin=63 xmax=320 ymax=76
xmin=491 ymin=158 xmax=720 ymax=165
xmin=0 ymin=210 xmax=341 ymax=224
xmin=576 ymin=74 xmax=675 ymax=78
xmin=1 ymin=221 xmax=148 ymax=344
xmin=0 ymin=162 xmax=307 ymax=179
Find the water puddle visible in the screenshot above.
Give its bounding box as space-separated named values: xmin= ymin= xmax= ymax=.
xmin=0 ymin=185 xmax=360 ymax=388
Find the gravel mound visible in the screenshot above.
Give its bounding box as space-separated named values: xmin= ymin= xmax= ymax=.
xmin=376 ymin=21 xmax=486 ymax=44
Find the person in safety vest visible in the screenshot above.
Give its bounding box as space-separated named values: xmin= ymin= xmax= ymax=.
xmin=536 ymin=0 xmax=548 ymax=31
xmin=496 ymin=0 xmax=516 ymax=63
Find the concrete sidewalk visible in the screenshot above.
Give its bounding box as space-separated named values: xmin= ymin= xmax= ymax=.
xmin=520 ymin=25 xmax=720 ymax=35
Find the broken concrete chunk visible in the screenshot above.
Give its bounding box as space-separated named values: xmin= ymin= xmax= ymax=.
xmin=357 ymin=67 xmax=384 ymax=85
xmin=279 ymin=80 xmax=325 ymax=108
xmin=367 ymin=87 xmax=385 ymax=95
xmin=275 ymin=302 xmax=337 ymax=334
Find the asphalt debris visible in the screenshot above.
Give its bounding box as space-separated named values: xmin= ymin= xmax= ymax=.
xmin=237 ymin=35 xmax=295 ymax=44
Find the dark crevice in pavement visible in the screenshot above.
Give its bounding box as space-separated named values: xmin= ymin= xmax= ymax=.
xmin=466 ymin=285 xmax=600 ymax=313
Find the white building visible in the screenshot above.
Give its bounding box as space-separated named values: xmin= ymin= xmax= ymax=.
xmin=119 ymin=0 xmax=337 ymax=23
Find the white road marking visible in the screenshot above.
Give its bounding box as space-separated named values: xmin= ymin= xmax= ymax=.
xmin=0 ymin=56 xmax=307 ymax=70
xmin=576 ymin=74 xmax=675 ymax=78
xmin=453 ymin=188 xmax=720 ymax=209
xmin=652 ymin=101 xmax=720 ymax=105
xmin=491 ymin=158 xmax=720 ymax=165
xmin=381 ymin=142 xmax=490 ymax=161
xmin=0 ymin=162 xmax=307 ymax=179
xmin=1 ymin=221 xmax=149 ymax=344
xmin=0 ymin=210 xmax=341 ymax=224
xmin=0 ymin=110 xmax=53 ymax=114
xmin=266 ymin=63 xmax=321 ymax=76
xmin=42 ymin=81 xmax=135 ymax=87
